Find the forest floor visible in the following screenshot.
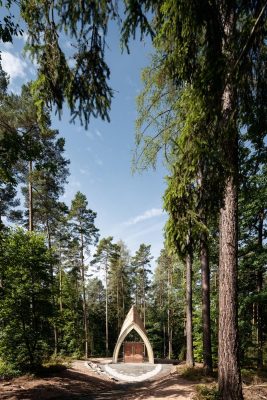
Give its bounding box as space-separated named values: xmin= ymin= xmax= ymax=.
xmin=0 ymin=359 xmax=267 ymax=400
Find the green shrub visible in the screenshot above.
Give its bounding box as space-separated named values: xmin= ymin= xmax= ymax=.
xmin=0 ymin=358 xmax=21 ymax=379
xmin=194 ymin=385 xmax=219 ymax=400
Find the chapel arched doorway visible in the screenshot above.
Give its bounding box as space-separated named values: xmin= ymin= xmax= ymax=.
xmin=112 ymin=305 xmax=154 ymax=364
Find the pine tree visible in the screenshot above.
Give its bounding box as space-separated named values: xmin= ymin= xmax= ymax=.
xmin=69 ymin=191 xmax=99 ymax=358
xmin=131 ymin=244 xmax=153 ymax=327
xmin=108 ymin=240 xmax=132 ymax=341
xmin=91 ymin=236 xmax=117 ymax=356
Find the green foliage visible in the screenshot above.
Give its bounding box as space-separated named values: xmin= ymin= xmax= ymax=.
xmin=131 ymin=244 xmax=153 ymax=322
xmin=108 ymin=240 xmax=132 ymax=343
xmin=148 ymin=248 xmax=185 ymax=359
xmin=19 ymin=0 xmax=118 ymax=127
xmin=0 ymin=229 xmax=53 ymax=370
xmin=194 ymin=385 xmax=219 ymax=400
xmin=69 ymin=191 xmax=99 ymax=247
xmin=86 ymin=277 xmax=106 ymax=355
xmin=0 ymin=358 xmax=21 ymax=378
xmin=0 ymin=1 xmax=23 ymax=43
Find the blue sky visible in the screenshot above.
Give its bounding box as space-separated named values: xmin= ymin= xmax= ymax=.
xmin=0 ymin=19 xmax=168 ymax=266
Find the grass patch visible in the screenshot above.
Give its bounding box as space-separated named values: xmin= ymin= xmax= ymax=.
xmin=194 ymin=384 xmax=219 ymax=400
xmin=179 ymin=366 xmax=215 ymax=382
xmin=35 ymin=355 xmax=73 ymax=377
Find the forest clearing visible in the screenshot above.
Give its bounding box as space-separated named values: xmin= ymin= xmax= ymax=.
xmin=1 ymin=360 xmax=267 ymax=400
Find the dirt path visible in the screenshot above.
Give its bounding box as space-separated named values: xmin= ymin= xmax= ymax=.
xmin=1 ymin=361 xmax=266 ymax=400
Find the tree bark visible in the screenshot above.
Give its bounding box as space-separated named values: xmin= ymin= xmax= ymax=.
xmin=200 ymin=231 xmax=213 ymax=374
xmin=142 ymin=263 xmax=146 ymax=327
xmin=80 ymin=231 xmax=89 ymax=359
xmin=28 ymin=160 xmax=33 ymax=231
xmin=46 ymin=222 xmax=58 ymax=355
xmin=256 ymin=210 xmax=264 ymax=369
xmin=186 ymin=236 xmax=194 ymax=367
xmin=167 ymin=263 xmax=173 ymax=359
xmin=105 ymin=261 xmax=109 ymax=356
xmin=219 ymin=176 xmax=243 ymax=400
xmin=218 ymin=8 xmax=243 ymax=399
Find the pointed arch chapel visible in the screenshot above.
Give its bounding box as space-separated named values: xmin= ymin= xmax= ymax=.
xmin=112 ymin=305 xmax=154 ymax=363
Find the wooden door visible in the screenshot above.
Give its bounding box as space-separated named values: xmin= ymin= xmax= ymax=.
xmin=124 ymin=342 xmax=144 ymax=363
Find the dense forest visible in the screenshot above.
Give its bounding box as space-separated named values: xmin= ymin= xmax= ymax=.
xmin=0 ymin=2 xmax=267 ymax=400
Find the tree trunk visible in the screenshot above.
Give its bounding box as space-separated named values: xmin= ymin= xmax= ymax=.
xmin=105 ymin=262 xmax=109 ymax=356
xmin=200 ymin=231 xmax=213 ymax=374
xmin=186 ymin=236 xmax=194 ymax=367
xmin=59 ymin=242 xmax=63 ymax=313
xmin=28 ymin=160 xmax=33 ymax=231
xmin=142 ymin=264 xmax=146 ymax=327
xmin=80 ymin=231 xmax=89 ymax=359
xmin=122 ymin=276 xmax=125 ymax=320
xmin=167 ymin=263 xmax=173 ymax=359
xmin=218 ymin=8 xmax=243 ymax=399
xmin=219 ymin=176 xmax=243 ymax=400
xmin=117 ymin=276 xmax=120 ymax=335
xmin=46 ymin=220 xmax=58 ymax=355
xmin=256 ymin=210 xmax=264 ymax=369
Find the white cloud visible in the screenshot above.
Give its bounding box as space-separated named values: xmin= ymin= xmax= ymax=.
xmin=84 ymin=128 xmax=103 ymax=140
xmin=1 ymin=51 xmax=27 ymax=81
xmin=125 ymin=222 xmax=164 ymax=241
xmin=79 ymin=167 xmax=91 ymax=176
xmin=95 ymin=129 xmax=103 ymax=139
xmin=124 ymin=208 xmax=165 ymax=226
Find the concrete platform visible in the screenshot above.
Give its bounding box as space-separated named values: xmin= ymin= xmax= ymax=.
xmin=103 ymin=363 xmax=171 ymax=382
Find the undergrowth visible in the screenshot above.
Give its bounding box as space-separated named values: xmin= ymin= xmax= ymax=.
xmin=0 ymin=358 xmax=21 ymax=379
xmin=194 ymin=385 xmax=219 ymax=400
xmin=179 ymin=366 xmax=215 ymax=382
xmin=241 ymin=367 xmax=267 ymax=384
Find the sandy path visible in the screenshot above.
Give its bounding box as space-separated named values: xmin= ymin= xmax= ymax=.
xmin=1 ymin=360 xmax=266 ymax=399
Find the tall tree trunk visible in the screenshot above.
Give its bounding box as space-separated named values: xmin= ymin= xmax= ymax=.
xmin=256 ymin=210 xmax=264 ymax=369
xmin=218 ymin=8 xmax=243 ymax=399
xmin=142 ymin=264 xmax=146 ymax=327
xmin=80 ymin=231 xmax=89 ymax=359
xmin=117 ymin=276 xmax=120 ymax=335
xmin=186 ymin=234 xmax=194 ymax=367
xmin=219 ymin=176 xmax=243 ymax=399
xmin=200 ymin=231 xmax=213 ymax=374
xmin=122 ymin=275 xmax=125 ymax=320
xmin=167 ymin=263 xmax=173 ymax=359
xmin=28 ymin=160 xmax=33 ymax=231
xmin=46 ymin=220 xmax=58 ymax=355
xmin=59 ymin=240 xmax=63 ymax=313
xmin=105 ymin=261 xmax=109 ymax=356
